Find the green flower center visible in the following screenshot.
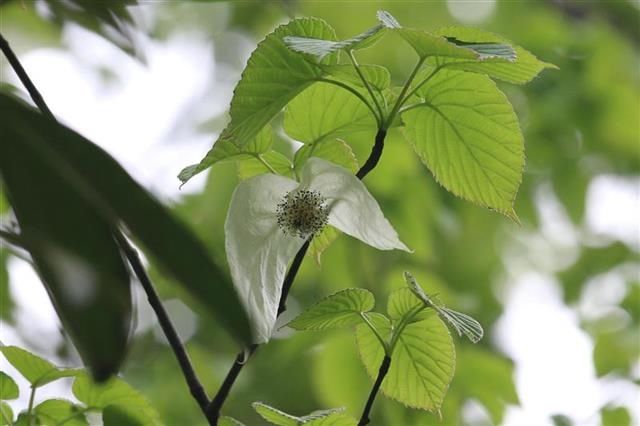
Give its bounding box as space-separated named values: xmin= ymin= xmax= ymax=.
xmin=276 ymin=190 xmax=329 ymax=239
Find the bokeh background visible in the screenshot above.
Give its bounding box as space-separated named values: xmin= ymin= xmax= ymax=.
xmin=1 ymin=1 xmax=638 ymax=425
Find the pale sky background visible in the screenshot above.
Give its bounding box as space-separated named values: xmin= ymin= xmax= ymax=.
xmin=1 ymin=2 xmax=639 ymax=425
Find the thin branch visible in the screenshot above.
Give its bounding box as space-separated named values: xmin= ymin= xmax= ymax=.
xmin=206 ymin=344 xmax=258 ymax=424
xmin=358 ymin=355 xmax=391 ymax=426
xmin=116 ymin=234 xmax=211 ymax=415
xmin=0 ymin=33 xmax=55 ymax=121
xmin=0 ymin=33 xmax=213 ymax=424
xmin=278 ymin=239 xmax=311 ymax=315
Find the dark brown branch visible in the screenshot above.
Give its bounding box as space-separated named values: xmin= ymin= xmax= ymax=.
xmin=0 ymin=33 xmax=213 ymax=424
xmin=207 ymin=129 xmax=389 ymax=422
xmin=206 ymin=344 xmax=258 ymax=424
xmin=358 ymin=355 xmax=391 ymax=426
xmin=116 ymin=234 xmax=211 ymax=416
xmin=0 ymin=33 xmax=55 ymax=121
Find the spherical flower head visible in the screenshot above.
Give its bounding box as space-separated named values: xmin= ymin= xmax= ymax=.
xmin=276 ymin=189 xmax=329 ymax=239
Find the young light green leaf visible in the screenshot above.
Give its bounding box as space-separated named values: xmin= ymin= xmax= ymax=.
xmin=0 ymin=372 xmax=18 ymax=400
xmin=386 ymin=288 xmax=433 ymax=323
xmin=72 ymin=373 xmax=161 ymax=425
xmin=180 ymin=18 xmax=337 ymax=183
xmin=401 ymin=69 xmax=524 ymax=220
xmin=0 ymin=346 xmax=80 ymax=387
xmin=102 ymin=405 xmax=145 ymax=426
xmin=287 ymin=288 xmax=375 ymax=331
xmin=308 ymin=225 xmax=341 ymax=266
xmin=321 ymin=64 xmax=391 ymax=91
xmin=403 ymin=272 xmax=483 ymax=343
xmin=253 ymin=402 xmax=300 ymax=426
xmin=304 ymin=412 xmax=356 ymax=426
xmin=294 ymin=139 xmax=359 ymax=174
xmin=0 ymin=94 xmax=253 ymax=345
xmin=284 ymin=82 xmax=377 ymax=145
xmin=236 ymin=151 xmax=294 ymax=180
xmin=35 ymin=399 xmax=88 ymax=426
xmin=434 ymin=27 xmax=557 ymax=84
xmin=220 ymin=417 xmax=247 ymax=426
xmin=178 ymin=126 xmax=272 ymax=184
xmin=0 ymin=402 xmax=12 ymax=426
xmin=284 ymin=23 xmax=384 ymax=59
xmin=445 ymin=37 xmax=516 ymax=61
xmin=356 ymin=313 xmax=455 ymax=411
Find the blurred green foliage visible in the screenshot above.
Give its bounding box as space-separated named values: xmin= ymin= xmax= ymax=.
xmin=0 ymin=1 xmax=638 ymax=425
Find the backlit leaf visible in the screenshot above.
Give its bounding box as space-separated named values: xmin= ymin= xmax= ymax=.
xmin=356 ymin=312 xmax=455 ymax=410
xmin=35 ymin=399 xmax=88 ymax=426
xmin=434 ymin=27 xmax=557 ymax=84
xmin=0 ymin=372 xmax=18 ymax=400
xmin=180 ymin=18 xmax=337 ymax=183
xmin=284 ymin=82 xmax=376 ymax=145
xmin=401 ymin=70 xmax=524 ymax=219
xmin=72 ymin=373 xmax=161 ymax=425
xmin=236 ymin=151 xmax=294 ymax=180
xmin=287 ymin=288 xmax=374 ymax=331
xmin=0 ymin=346 xmax=80 ymax=387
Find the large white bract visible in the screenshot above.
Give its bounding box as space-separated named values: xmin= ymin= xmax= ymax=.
xmin=225 ymin=157 xmax=410 ymax=343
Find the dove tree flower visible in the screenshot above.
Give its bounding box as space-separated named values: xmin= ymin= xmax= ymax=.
xmin=225 ymin=157 xmax=410 ymax=343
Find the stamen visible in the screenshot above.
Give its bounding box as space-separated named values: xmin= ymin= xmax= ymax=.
xmin=276 ymin=189 xmax=329 ymax=239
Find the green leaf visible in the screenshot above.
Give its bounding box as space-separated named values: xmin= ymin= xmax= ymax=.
xmin=294 ymin=139 xmax=359 ymax=174
xmin=252 ymin=403 xmax=355 ymax=426
xmin=356 ymin=312 xmax=455 ymax=411
xmin=0 ymin=402 xmax=12 ymax=426
xmin=252 ymin=402 xmax=299 ymax=426
xmin=284 ymin=23 xmax=384 ymax=59
xmin=219 ymin=417 xmax=247 ymax=426
xmin=0 ymin=346 xmax=80 ymax=387
xmin=433 ymin=27 xmax=557 ymax=84
xmin=102 ymin=405 xmax=146 ymax=426
xmin=0 ymin=94 xmax=252 ymax=345
xmin=602 ymin=406 xmax=631 ymax=426
xmin=401 ymin=69 xmax=524 ymax=220
xmin=308 ymin=225 xmax=340 ymax=265
xmin=236 ymin=151 xmax=294 ymax=180
xmin=0 ymin=372 xmax=18 ymax=400
xmin=284 ymin=82 xmax=376 ymax=145
xmin=386 ymin=288 xmax=432 ymax=323
xmin=178 ymin=126 xmax=272 ymax=184
xmin=180 ymin=18 xmax=337 ymax=183
xmin=72 ymin=373 xmax=161 ymax=425
xmin=34 ymin=399 xmax=88 ymax=426
xmin=1 ymin=98 xmax=133 ymax=380
xmin=303 ymin=409 xmax=356 ymax=426
xmin=321 ymin=64 xmax=390 ymax=91
xmin=287 ymin=288 xmax=374 ymax=331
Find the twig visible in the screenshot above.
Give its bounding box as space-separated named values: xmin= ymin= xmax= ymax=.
xmin=206 ymin=344 xmax=258 ymax=424
xmin=116 ymin=234 xmax=211 ymax=415
xmin=0 ymin=33 xmax=55 ymax=121
xmin=0 ymin=33 xmax=213 ymax=424
xmin=358 ymin=355 xmax=391 ymax=426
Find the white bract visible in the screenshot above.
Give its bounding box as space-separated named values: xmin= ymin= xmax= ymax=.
xmin=225 ymin=157 xmax=410 ymax=343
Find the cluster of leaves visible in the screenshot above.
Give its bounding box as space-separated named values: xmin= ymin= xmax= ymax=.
xmin=0 ymin=345 xmax=160 ymax=425
xmin=215 ymin=273 xmax=482 ymax=424
xmin=179 ymin=10 xmax=553 ymax=222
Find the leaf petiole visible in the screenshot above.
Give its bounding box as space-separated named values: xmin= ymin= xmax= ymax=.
xmin=317 ymin=77 xmax=381 ymax=127
xmin=27 ymin=386 xmax=36 ymax=426
xmin=359 ymin=312 xmax=390 ymax=355
xmin=388 ymin=304 xmax=427 ymax=353
xmin=347 ymin=50 xmax=384 ymax=123
xmin=256 ymin=153 xmax=278 ymax=175
xmin=382 ymin=56 xmax=426 ymax=130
